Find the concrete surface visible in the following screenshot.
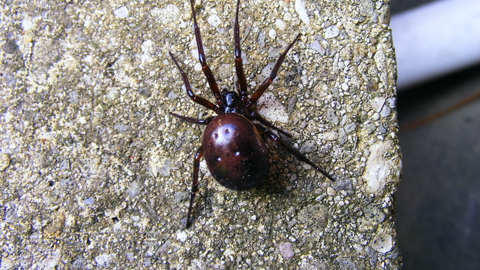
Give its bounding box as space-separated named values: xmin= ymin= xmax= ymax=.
xmin=0 ymin=0 xmax=401 ymax=268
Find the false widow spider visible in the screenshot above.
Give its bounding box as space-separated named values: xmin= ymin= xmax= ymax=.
xmin=169 ymin=0 xmax=334 ymax=228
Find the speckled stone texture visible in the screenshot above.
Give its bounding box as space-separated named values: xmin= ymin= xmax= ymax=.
xmin=1 ymin=0 xmax=401 ymax=269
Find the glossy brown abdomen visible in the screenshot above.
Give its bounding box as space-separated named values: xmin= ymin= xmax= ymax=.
xmin=203 ymin=113 xmax=269 ymax=190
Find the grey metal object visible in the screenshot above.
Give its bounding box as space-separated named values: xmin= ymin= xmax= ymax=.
xmin=392 ymin=0 xmax=480 ymax=89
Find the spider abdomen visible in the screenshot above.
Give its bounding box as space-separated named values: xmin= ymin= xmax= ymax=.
xmin=203 ymin=113 xmax=269 ymax=190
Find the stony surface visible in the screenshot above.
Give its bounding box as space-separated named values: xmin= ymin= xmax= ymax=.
xmin=0 ymin=0 xmax=401 ymax=269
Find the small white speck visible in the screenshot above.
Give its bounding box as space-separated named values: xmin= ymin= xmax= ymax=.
xmin=194 ymin=62 xmax=202 ymax=72
xmin=176 ymin=231 xmax=188 ymax=242
xmin=22 ymin=19 xmax=34 ymax=31
xmin=260 ymin=62 xmax=275 ymax=81
xmin=380 ymin=105 xmax=391 ymax=117
xmin=275 ymin=19 xmax=286 ymax=31
xmin=325 ymin=25 xmax=340 ymax=38
xmin=83 ymin=197 xmax=95 ymax=205
xmin=269 ymin=29 xmax=277 ymax=39
xmin=364 ymin=141 xmax=392 ymax=194
xmin=283 ymin=12 xmax=292 ymax=21
xmin=114 ymin=6 xmax=129 ymax=18
xmin=295 ymin=0 xmax=310 ymax=25
xmin=95 ymin=254 xmax=114 ymax=267
xmin=278 ymin=242 xmax=294 ymax=260
xmin=208 ymin=14 xmax=222 ymax=27
xmin=309 ymin=41 xmax=326 ymax=55
xmin=151 ymin=5 xmax=181 ymax=25
xmin=41 ymin=249 xmax=62 ymax=269
xmin=371 ymin=232 xmax=393 ymax=253
xmin=370 ymin=97 xmax=386 ymax=112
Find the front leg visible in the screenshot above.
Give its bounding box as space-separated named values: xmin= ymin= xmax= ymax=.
xmin=169 ymin=52 xmax=219 ymax=113
xmin=246 ymin=34 xmax=302 ymax=110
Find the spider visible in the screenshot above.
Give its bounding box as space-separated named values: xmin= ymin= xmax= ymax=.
xmin=169 ymin=0 xmax=334 ymax=228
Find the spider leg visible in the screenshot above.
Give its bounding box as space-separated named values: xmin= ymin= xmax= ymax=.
xmin=186 ymin=145 xmax=204 ymax=228
xmin=249 ymin=111 xmax=292 ymax=137
xmin=169 ymin=112 xmax=213 ymax=125
xmin=247 ymin=34 xmax=302 ymax=110
xmin=189 ymin=0 xmax=222 ymax=106
xmin=255 ymin=123 xmax=335 ymax=181
xmin=169 ymin=52 xmax=219 ymax=113
xmin=234 ymin=0 xmax=249 ymax=103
